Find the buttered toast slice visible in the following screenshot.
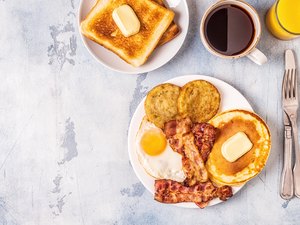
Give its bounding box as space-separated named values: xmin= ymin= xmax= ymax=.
xmin=92 ymin=0 xmax=180 ymax=46
xmin=81 ymin=0 xmax=175 ymax=67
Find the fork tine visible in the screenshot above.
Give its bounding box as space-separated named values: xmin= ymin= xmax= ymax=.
xmin=288 ymin=69 xmax=292 ymax=98
xmin=290 ymin=68 xmax=296 ymax=99
xmin=283 ymin=68 xmax=299 ymax=102
xmin=287 ymin=69 xmax=291 ymax=99
xmin=289 ymin=69 xmax=294 ymax=98
xmin=281 ymin=71 xmax=286 ymax=99
xmin=292 ymin=69 xmax=296 ymax=98
xmin=283 ymin=69 xmax=288 ymax=100
xmin=294 ymin=69 xmax=298 ymax=99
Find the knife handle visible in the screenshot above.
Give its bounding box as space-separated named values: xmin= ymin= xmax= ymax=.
xmin=280 ymin=125 xmax=294 ymax=200
xmin=291 ymin=116 xmax=300 ymax=198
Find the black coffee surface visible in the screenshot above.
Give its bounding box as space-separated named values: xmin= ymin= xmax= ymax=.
xmin=204 ymin=5 xmax=255 ymax=56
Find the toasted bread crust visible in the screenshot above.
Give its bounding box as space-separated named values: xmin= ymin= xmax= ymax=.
xmin=158 ymin=22 xmax=180 ymax=46
xmin=153 ymin=0 xmax=180 ymax=46
xmin=81 ymin=0 xmax=175 ymax=67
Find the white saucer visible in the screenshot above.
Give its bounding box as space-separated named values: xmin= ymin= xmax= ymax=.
xmin=128 ymin=75 xmax=253 ymax=208
xmin=78 ymin=0 xmax=189 ymax=74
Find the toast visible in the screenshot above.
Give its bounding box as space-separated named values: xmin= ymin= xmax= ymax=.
xmin=93 ymin=0 xmax=180 ymax=46
xmin=154 ymin=0 xmax=180 ymax=46
xmin=81 ymin=0 xmax=175 ymax=67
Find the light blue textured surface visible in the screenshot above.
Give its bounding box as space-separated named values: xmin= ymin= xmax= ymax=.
xmin=0 ymin=0 xmax=300 ymax=224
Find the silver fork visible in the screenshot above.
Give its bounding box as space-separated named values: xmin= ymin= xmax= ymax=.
xmin=282 ymin=49 xmax=300 ymax=198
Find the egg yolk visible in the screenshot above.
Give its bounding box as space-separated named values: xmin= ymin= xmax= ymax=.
xmin=140 ymin=130 xmax=167 ymax=156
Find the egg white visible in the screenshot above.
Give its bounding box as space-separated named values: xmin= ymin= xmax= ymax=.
xmin=135 ymin=118 xmax=186 ymax=182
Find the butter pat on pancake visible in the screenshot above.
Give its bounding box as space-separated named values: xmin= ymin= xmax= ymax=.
xmin=221 ymin=131 xmax=253 ymax=163
xmin=206 ymin=110 xmax=271 ymax=186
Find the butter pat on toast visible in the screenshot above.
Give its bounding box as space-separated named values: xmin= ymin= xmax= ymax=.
xmin=81 ymin=0 xmax=175 ymax=67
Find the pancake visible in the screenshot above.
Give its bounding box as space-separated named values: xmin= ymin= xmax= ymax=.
xmin=206 ymin=110 xmax=271 ymax=186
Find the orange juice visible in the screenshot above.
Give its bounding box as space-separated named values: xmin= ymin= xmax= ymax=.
xmin=266 ymin=0 xmax=300 ymax=40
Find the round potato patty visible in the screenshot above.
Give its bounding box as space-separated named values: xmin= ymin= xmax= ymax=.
xmin=145 ymin=83 xmax=181 ymax=128
xmin=177 ymin=80 xmax=220 ymax=123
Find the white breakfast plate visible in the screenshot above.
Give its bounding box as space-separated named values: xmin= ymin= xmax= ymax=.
xmin=128 ymin=75 xmax=254 ymax=208
xmin=78 ymin=0 xmax=189 ymax=74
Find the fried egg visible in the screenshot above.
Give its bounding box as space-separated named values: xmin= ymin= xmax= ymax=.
xmin=136 ymin=117 xmax=186 ymax=182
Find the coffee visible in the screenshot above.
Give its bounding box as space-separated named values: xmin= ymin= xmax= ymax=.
xmin=204 ymin=5 xmax=255 ymax=56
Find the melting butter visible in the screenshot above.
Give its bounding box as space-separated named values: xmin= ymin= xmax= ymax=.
xmin=221 ymin=132 xmax=253 ymax=162
xmin=112 ymin=5 xmax=140 ymax=37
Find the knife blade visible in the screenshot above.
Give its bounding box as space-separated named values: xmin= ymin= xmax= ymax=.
xmin=286 ymin=49 xmax=296 ymax=70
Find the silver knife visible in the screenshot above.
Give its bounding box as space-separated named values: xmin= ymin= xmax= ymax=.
xmin=288 ymin=50 xmax=300 ymax=199
xmin=280 ymin=110 xmax=294 ymax=199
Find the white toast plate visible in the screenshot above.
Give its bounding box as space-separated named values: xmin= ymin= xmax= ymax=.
xmin=128 ymin=75 xmax=253 ymax=208
xmin=78 ymin=0 xmax=189 ymax=74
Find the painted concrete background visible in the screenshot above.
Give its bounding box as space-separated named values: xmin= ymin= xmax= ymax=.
xmin=0 ymin=0 xmax=300 ymax=224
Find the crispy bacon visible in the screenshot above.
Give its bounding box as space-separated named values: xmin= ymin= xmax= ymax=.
xmin=164 ymin=118 xmax=191 ymax=155
xmin=215 ymin=185 xmax=234 ymax=201
xmin=192 ymin=123 xmax=218 ymax=162
xmin=154 ymin=179 xmax=233 ymax=208
xmin=164 ymin=118 xmax=208 ymax=185
xmin=159 ymin=118 xmax=233 ymax=208
xmin=182 ymin=133 xmax=208 ymax=185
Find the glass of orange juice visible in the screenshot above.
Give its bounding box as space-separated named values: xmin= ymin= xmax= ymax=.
xmin=266 ymin=0 xmax=300 ymax=40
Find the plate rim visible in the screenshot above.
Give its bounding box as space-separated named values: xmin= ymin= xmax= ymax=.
xmin=77 ymin=0 xmax=190 ymax=74
xmin=128 ymin=74 xmax=254 ymax=208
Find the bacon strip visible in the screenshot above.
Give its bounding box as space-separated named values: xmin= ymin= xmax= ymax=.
xmin=159 ymin=118 xmax=233 ymax=208
xmin=164 ymin=119 xmax=190 ymax=155
xmin=154 ymin=179 xmax=233 ymax=208
xmin=182 ymin=133 xmax=208 ymax=185
xmin=192 ymin=123 xmax=218 ymax=162
xmin=164 ymin=118 xmax=208 ymax=185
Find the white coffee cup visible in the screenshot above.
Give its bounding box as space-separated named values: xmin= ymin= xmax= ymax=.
xmin=200 ymin=0 xmax=267 ymax=65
